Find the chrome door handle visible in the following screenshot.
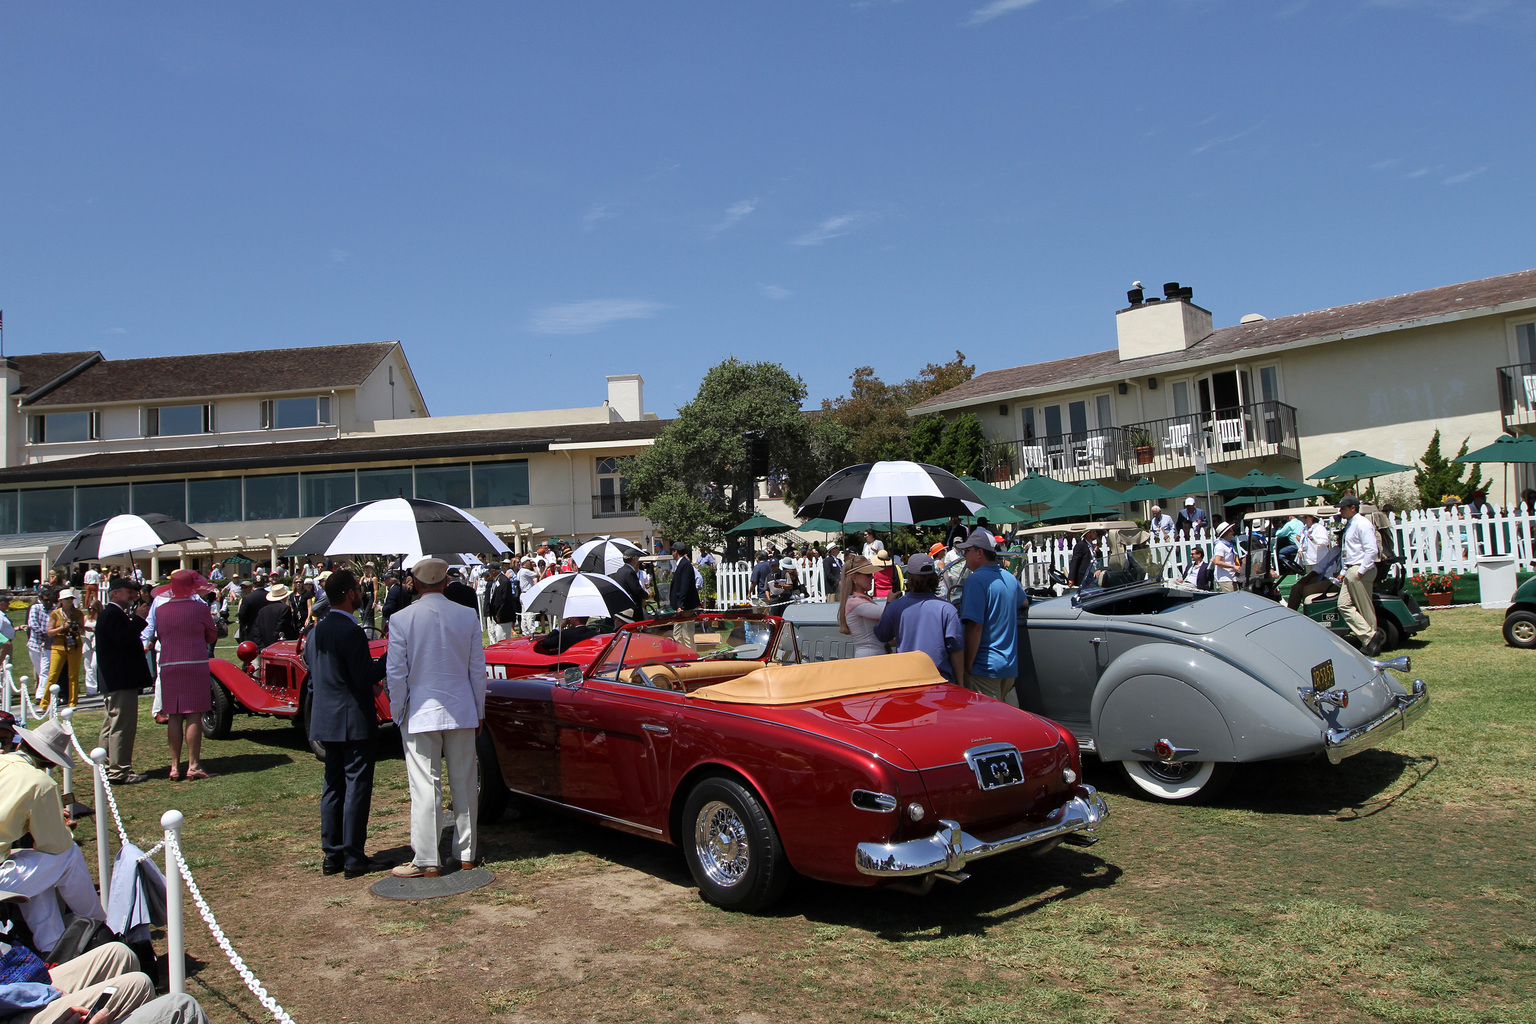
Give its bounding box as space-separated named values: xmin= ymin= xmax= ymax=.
xmin=1089 ymin=637 xmax=1107 ymax=646
xmin=642 ymin=723 xmax=670 ymax=735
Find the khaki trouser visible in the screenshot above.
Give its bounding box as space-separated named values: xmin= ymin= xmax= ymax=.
xmin=46 ymin=645 xmax=82 ymax=706
xmin=101 ymin=688 xmax=141 ymax=779
xmin=403 ymin=727 xmax=478 ymax=869
xmin=1338 ymin=564 xmax=1378 ymax=640
xmin=966 ymin=673 xmax=1020 ymax=707
xmin=1286 ymin=571 xmax=1332 ymax=610
xmin=32 ymin=942 xmax=156 ymax=1024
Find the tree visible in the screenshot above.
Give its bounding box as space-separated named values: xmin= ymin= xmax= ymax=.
xmin=820 ymin=351 xmax=975 ymax=464
xmin=627 ymin=359 xmax=828 ymax=547
xmin=1413 ymin=430 xmax=1483 ymax=509
xmin=933 ymin=413 xmax=984 ymax=478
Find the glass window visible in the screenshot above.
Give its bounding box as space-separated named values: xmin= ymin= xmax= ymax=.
xmin=132 ymin=481 xmax=186 ymax=521
xmin=358 ymin=467 xmax=413 ymax=501
xmin=1043 ymin=405 xmax=1062 ymax=439
xmin=1068 ymin=401 xmax=1088 ymax=440
xmin=244 ymin=475 xmax=299 ymax=521
xmin=40 ymin=412 xmax=94 ymax=443
xmin=152 ymin=405 xmax=205 ymax=436
xmin=473 ymin=461 xmax=529 ymax=508
xmin=414 ymin=464 xmax=471 ymax=507
xmin=274 ymin=397 xmax=319 ymax=429
xmin=302 ymin=472 xmax=357 ymax=517
xmin=594 ymin=457 xmax=631 ymax=515
xmin=0 ymin=492 xmax=17 ymax=535
xmin=20 ymin=488 xmax=74 ymax=533
xmin=1172 ymin=381 xmax=1191 ymax=418
xmin=76 ymin=484 xmax=131 ymax=526
xmin=1519 ymin=322 xmax=1536 ymax=364
xmin=1095 ymin=394 xmax=1113 ymax=429
xmin=188 ymin=478 xmax=243 ymax=523
xmin=1259 ymin=366 xmax=1280 ymax=403
xmin=1020 ymin=406 xmax=1035 ymax=440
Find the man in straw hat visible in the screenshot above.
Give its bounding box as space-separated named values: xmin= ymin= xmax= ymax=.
xmin=387 ymin=558 xmax=486 ymax=878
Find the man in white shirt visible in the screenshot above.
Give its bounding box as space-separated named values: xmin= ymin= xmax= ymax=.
xmin=516 ymin=558 xmax=540 ymax=635
xmin=1336 ymin=496 xmax=1382 ymax=654
xmin=1148 ymin=505 xmax=1175 ymax=541
xmin=1211 ymin=522 xmax=1241 ymax=592
xmin=387 ymin=558 xmax=487 ymax=878
xmin=1286 ymin=511 xmax=1336 ymax=610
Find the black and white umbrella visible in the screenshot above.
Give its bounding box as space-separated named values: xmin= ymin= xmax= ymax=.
xmin=795 ymin=461 xmax=985 ymax=526
xmin=522 ymin=571 xmax=635 ymax=619
xmin=572 ymin=536 xmax=643 ymax=575
xmin=54 ymin=514 xmax=204 ymax=566
xmin=284 ymin=498 xmax=510 ymax=558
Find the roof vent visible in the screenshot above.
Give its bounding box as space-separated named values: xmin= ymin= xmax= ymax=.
xmin=1162 ymin=282 xmax=1182 ymax=300
xmin=1240 ymin=313 xmax=1267 ymax=324
xmin=1126 ymin=281 xmax=1145 ymax=306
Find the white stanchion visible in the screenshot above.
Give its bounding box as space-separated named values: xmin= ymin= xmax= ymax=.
xmin=58 ymin=707 xmax=75 ymax=801
xmin=162 ymin=810 xmax=185 ymax=995
xmin=2 ymin=658 xmax=10 ymax=717
xmin=90 ymin=747 xmax=112 ymax=898
xmin=15 ymin=675 xmax=28 ymax=725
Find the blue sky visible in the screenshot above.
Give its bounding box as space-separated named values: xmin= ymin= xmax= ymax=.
xmin=2 ymin=1 xmax=1532 ymax=418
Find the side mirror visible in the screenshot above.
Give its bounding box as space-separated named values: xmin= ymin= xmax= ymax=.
xmin=559 ymin=665 xmax=584 ymax=690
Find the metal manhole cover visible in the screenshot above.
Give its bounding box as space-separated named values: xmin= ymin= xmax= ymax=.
xmin=370 ymin=867 xmax=495 ymax=901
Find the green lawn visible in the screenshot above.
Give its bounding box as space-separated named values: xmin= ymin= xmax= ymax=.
xmin=39 ymin=607 xmax=1536 ymax=1023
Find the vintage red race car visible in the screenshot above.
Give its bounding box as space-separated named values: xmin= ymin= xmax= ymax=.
xmin=476 ymin=611 xmax=1108 ymax=912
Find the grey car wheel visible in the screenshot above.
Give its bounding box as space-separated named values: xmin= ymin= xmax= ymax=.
xmin=681 ymin=777 xmax=790 ymax=912
xmin=1119 ymin=759 xmax=1233 ymax=803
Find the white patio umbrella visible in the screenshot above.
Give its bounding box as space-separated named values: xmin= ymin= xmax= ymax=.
xmin=572 ymin=536 xmax=643 ymax=575
xmin=521 ymin=571 xmax=635 ymax=619
xmin=54 ymin=513 xmax=204 ymax=566
xmin=284 ymin=498 xmax=509 ymax=558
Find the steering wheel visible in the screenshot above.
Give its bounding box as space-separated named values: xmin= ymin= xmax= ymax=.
xmin=635 ymin=665 xmax=684 ymax=691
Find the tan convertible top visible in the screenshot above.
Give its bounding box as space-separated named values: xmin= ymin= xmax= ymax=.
xmin=689 ymin=651 xmax=944 ymax=705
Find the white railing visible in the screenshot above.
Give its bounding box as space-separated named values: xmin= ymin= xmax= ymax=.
xmin=1390 ymin=504 xmax=1534 ymax=575
xmin=714 ymin=558 xmax=828 ymax=607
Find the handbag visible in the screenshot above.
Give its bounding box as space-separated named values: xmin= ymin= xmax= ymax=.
xmin=46 ymin=915 xmax=117 ymax=967
xmin=0 ymin=939 xmax=51 ymax=985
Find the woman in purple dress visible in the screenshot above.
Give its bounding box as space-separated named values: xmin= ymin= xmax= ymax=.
xmin=155 ymin=570 xmax=218 ymax=780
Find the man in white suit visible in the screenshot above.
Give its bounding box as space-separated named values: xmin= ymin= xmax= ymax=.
xmin=386 ymin=557 xmax=487 ymax=878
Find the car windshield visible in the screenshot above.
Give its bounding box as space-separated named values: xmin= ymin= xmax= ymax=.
xmin=591 ymin=616 xmax=786 ymax=680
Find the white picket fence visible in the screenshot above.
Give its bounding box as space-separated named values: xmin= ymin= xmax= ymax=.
xmin=715 ymin=558 xmax=827 ymax=606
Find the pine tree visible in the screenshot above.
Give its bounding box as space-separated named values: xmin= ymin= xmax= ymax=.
xmin=1413 ymin=430 xmax=1483 ymax=508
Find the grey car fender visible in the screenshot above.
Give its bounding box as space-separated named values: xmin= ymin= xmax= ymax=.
xmin=1090 ymin=644 xmax=1324 ymax=763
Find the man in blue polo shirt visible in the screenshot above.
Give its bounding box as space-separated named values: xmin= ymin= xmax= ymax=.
xmin=872 ymin=554 xmax=964 ymax=682
xmin=956 ymin=528 xmax=1028 ymax=706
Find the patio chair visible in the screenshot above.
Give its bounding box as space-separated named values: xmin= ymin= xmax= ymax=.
xmin=1216 ymin=417 xmax=1244 ymax=448
xmin=1076 ymin=435 xmax=1107 ymax=467
xmin=1019 ymin=445 xmax=1046 ymax=470
xmin=1524 ymin=374 xmax=1536 ymax=410
xmin=1164 ymin=422 xmax=1193 ymax=455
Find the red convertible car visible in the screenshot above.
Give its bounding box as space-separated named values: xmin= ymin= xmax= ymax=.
xmin=476 ymin=612 xmax=1108 ymax=911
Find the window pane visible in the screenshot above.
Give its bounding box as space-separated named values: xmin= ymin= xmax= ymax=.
xmin=274 ymin=397 xmax=318 ymax=429
xmin=189 ymin=478 xmax=243 ymax=524
xmin=414 ymin=464 xmax=471 ymax=507
xmin=21 ymin=488 xmax=75 ymax=533
xmin=132 ymin=481 xmax=187 ymax=521
xmin=1068 ymin=401 xmax=1087 ymax=438
xmin=358 ymin=468 xmax=413 ymax=502
xmin=76 ymin=484 xmax=131 ymax=526
xmin=1518 ymin=323 xmax=1536 ymax=364
xmin=244 ymin=475 xmax=299 ymax=521
xmin=1095 ymin=394 xmax=1113 ymax=429
xmin=318 ymin=396 xmax=332 ymax=424
xmin=1260 ymin=366 xmax=1279 ymax=402
xmin=0 ymin=492 xmax=17 ymax=535
xmin=44 ymin=412 xmax=92 ymax=443
xmin=157 ymin=405 xmax=204 ymax=436
xmin=302 ymin=471 xmax=356 ymax=517
xmin=473 ymin=461 xmax=529 ymax=508
xmin=1044 ymin=406 xmax=1062 ymax=437
xmin=1172 ymin=381 xmax=1191 ymax=417
xmin=1020 ymin=407 xmax=1035 ymax=439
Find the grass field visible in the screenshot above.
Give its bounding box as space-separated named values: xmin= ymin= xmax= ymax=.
xmin=35 ymin=607 xmax=1536 ymax=1023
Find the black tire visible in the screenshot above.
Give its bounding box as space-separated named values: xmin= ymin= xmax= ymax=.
xmin=295 ymin=688 xmax=327 ymax=761
xmin=202 ymin=679 xmax=235 ymax=739
xmin=681 ymin=776 xmax=790 ymax=912
xmin=1380 ymin=615 xmax=1403 ymax=651
xmin=1504 ymin=610 xmax=1536 ymax=650
xmin=476 ymin=729 xmax=510 ymax=824
xmin=1118 ymin=760 xmax=1234 ymax=803
xmin=360 ymin=622 xmax=381 ymax=641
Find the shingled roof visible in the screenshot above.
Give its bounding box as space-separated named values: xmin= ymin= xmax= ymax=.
xmin=7 ymin=352 xmax=102 ymax=401
xmin=0 ymin=417 xmax=671 ymax=484
xmin=910 ymin=267 xmax=1536 ymax=413
xmin=18 ymin=342 xmax=400 ymax=407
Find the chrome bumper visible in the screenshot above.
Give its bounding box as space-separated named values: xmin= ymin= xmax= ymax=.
xmin=854 ymin=790 xmax=1109 ymax=879
xmin=1324 ymin=678 xmax=1429 ymax=764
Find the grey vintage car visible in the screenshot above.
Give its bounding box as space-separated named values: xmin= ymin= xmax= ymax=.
xmin=787 ymin=561 xmax=1429 ymax=803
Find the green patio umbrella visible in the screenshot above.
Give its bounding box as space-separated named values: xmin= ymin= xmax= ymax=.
xmin=1115 ymin=477 xmax=1171 ymax=503
xmin=1168 ymin=471 xmax=1252 ymax=496
xmin=1222 ymin=487 xmax=1329 ymax=508
xmin=916 ymin=505 xmax=1030 ymax=526
xmin=957 ymin=476 xmax=1018 ymax=507
xmin=1454 ymin=433 xmax=1536 ymax=464
xmin=1005 ymin=472 xmax=1076 ymax=506
xmin=1039 ymin=498 xmax=1126 ymax=522
xmin=797 ymin=517 xmax=846 ymax=533
xmin=1050 ymin=479 xmax=1128 ymax=506
xmin=726 ymin=513 xmax=794 ymax=534
xmin=1308 ymin=450 xmax=1414 ymax=481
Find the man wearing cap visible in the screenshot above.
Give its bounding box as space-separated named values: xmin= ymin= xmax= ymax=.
xmin=387 ymin=558 xmax=487 ymax=878
xmin=956 ymin=528 xmax=1029 ymax=705
xmin=1337 ymin=496 xmax=1384 ymax=655
xmin=96 ymin=577 xmax=152 ymax=785
xmin=1175 ymin=497 xmax=1208 ymax=540
xmin=1149 ymin=504 xmax=1174 ymax=542
xmin=874 ymin=555 xmax=965 ymax=682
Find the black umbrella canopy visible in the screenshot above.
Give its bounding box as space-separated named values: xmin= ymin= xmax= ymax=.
xmin=284 ymin=498 xmax=509 ymax=558
xmin=54 ymin=514 xmax=204 ymax=566
xmin=573 ymin=537 xmax=644 ymax=575
xmin=522 ymin=571 xmax=636 ymax=619
xmin=795 ymin=461 xmax=985 ymax=525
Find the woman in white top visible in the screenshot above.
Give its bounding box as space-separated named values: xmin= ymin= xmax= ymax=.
xmin=1212 ymin=522 xmax=1241 ymax=592
xmin=836 ymin=554 xmax=884 ymax=658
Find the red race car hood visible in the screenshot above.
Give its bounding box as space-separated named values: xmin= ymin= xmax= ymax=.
xmin=752 ymin=684 xmax=1066 ymax=772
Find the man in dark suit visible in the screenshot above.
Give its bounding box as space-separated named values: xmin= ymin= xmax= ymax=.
xmin=380 ymin=573 xmax=409 ymax=635
xmin=669 ymin=544 xmax=700 ymax=647
xmin=485 ymin=565 xmax=520 ymax=641
xmin=304 ymin=569 xmax=392 ymax=879
xmin=236 ymin=579 xmax=266 ymax=642
xmin=611 ymin=551 xmax=649 ymax=623
xmin=96 ymin=577 xmax=153 ymax=784
xmin=443 ymin=568 xmax=479 ymax=612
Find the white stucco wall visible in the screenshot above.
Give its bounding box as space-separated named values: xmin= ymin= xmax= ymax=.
xmin=353 ymin=348 xmax=426 ymax=427
xmin=218 ymin=398 xmax=263 ymax=433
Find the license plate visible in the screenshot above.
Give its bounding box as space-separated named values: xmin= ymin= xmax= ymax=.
xmin=970 ymin=750 xmax=1025 ymax=790
xmin=1311 ymin=659 xmax=1336 ymax=690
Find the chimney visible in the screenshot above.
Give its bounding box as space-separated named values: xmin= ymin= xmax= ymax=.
xmin=1115 ymin=280 xmax=1213 ymax=361
xmin=605 ymin=374 xmax=644 ymax=422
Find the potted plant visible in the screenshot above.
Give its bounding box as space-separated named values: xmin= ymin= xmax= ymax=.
xmin=1410 ymin=570 xmax=1458 ymax=607
xmin=1129 ymin=427 xmax=1156 ymax=466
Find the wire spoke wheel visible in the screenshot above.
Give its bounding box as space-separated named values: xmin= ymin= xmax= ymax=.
xmin=1119 ymin=759 xmax=1232 ymax=803
xmin=681 ymin=777 xmax=789 ymax=911
xmin=694 ymin=800 xmax=750 ymax=887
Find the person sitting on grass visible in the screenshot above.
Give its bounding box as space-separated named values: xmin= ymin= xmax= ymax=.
xmin=0 ymin=932 xmax=212 ymax=1024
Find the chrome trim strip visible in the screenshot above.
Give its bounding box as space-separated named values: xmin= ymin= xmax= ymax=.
xmin=1323 ymin=679 xmax=1429 ymax=764
xmin=505 ymin=788 xmax=665 ymax=835
xmin=850 ymin=789 xmax=898 ymax=812
xmin=854 ymin=789 xmax=1109 ymax=878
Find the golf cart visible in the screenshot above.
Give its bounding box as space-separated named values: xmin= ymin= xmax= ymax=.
xmin=1241 ymin=505 xmax=1430 ymax=650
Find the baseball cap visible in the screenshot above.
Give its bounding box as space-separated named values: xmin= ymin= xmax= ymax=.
xmin=905 ymin=553 xmax=938 ymax=576
xmin=955 ymin=527 xmax=997 ymax=553
xmin=1184 ymin=497 xmax=1196 ymax=506
xmin=413 ymin=557 xmax=449 ymax=585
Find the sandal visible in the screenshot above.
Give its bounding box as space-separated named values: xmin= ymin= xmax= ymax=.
xmin=167 ymin=766 xmax=181 ymax=781
xmin=185 ymin=768 xmax=215 ymax=780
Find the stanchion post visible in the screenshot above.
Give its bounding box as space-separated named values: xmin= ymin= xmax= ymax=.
xmin=91 ymin=748 xmax=111 ymax=898
xmin=59 ymin=708 xmax=75 ymax=802
xmin=16 ymin=676 xmax=27 ymax=725
xmin=162 ymin=810 xmax=184 ymax=995
xmin=2 ymin=659 xmax=10 ymax=716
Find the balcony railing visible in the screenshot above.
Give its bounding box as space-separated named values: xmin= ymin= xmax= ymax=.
xmin=979 ymin=400 xmax=1300 ymax=487
xmin=592 ymin=491 xmax=639 ymax=518
xmin=1498 ymin=362 xmax=1536 ymax=430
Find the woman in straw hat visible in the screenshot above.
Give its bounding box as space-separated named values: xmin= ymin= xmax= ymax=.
xmin=835 ymin=554 xmax=885 ymax=658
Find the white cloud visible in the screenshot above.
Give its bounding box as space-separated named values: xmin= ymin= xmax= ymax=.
xmin=1442 ymin=166 xmax=1487 ymax=185
xmin=709 ymin=198 xmax=759 ymax=235
xmin=964 ymin=0 xmax=1044 ymax=26
xmin=1406 ymin=165 xmax=1436 ymax=178
xmin=581 ymin=204 xmax=617 ymax=232
xmin=758 ymin=284 xmax=791 ymax=300
xmin=528 ymin=299 xmax=665 ymax=335
xmin=1192 ymin=123 xmax=1262 ymax=155
xmin=790 ymin=212 xmax=869 ymax=247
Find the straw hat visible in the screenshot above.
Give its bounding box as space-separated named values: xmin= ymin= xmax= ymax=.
xmin=872 ymin=550 xmax=894 ymax=568
xmin=842 ymin=554 xmax=876 ymax=577
xmin=16 ymin=719 xmax=73 ymax=769
xmin=266 ymin=583 xmax=293 ymax=601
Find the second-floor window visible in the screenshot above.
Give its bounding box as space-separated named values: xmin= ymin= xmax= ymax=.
xmin=146 ymin=404 xmax=213 ymax=437
xmin=262 ymin=396 xmax=334 ymax=429
xmin=595 ymin=457 xmax=632 ymax=515
xmin=28 ymin=411 xmax=100 ymax=444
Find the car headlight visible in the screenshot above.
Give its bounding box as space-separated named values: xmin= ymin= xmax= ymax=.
xmin=906 ymin=802 xmax=926 ymax=822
